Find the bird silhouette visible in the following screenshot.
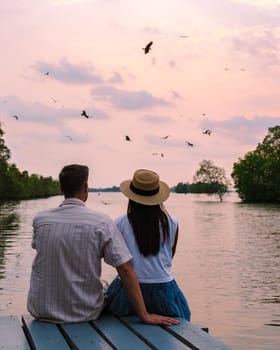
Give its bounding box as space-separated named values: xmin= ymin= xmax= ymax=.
xmin=186 ymin=141 xmax=194 ymax=147
xmin=143 ymin=41 xmax=153 ymax=54
xmin=45 ymin=72 xmax=49 ymax=75
xmin=51 ymin=97 xmax=58 ymax=103
xmin=161 ymin=135 xmax=170 ymax=139
xmin=125 ymin=135 xmax=132 ymax=141
xmin=101 ymin=200 xmax=111 ymax=205
xmin=152 ymin=152 xmax=159 ymax=156
xmin=203 ymin=129 xmax=212 ymax=136
xmin=81 ymin=110 xmax=90 ymax=118
xmin=12 ymin=115 xmax=18 ymax=120
xmin=65 ymin=135 xmax=73 ymax=141
xmin=161 ymin=153 xmax=164 ymax=157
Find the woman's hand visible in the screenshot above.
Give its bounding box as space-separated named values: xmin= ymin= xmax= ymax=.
xmin=141 ymin=313 xmax=180 ymax=326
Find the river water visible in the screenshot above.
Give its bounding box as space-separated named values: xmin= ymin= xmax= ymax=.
xmin=0 ymin=192 xmax=279 ymax=349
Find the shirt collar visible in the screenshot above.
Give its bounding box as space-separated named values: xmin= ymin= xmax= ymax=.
xmin=59 ymin=198 xmax=86 ymax=207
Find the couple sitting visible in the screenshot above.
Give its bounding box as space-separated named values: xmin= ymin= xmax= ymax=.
xmin=27 ymin=164 xmax=191 ymax=325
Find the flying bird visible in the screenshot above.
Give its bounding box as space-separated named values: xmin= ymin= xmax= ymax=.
xmin=152 ymin=152 xmax=159 ymax=156
xmin=65 ymin=135 xmax=73 ymax=141
xmin=101 ymin=200 xmax=111 ymax=206
xmin=45 ymin=72 xmax=49 ymax=75
xmin=125 ymin=135 xmax=132 ymax=141
xmin=12 ymin=115 xmax=18 ymax=120
xmin=161 ymin=153 xmax=164 ymax=157
xmin=161 ymin=135 xmax=170 ymax=139
xmin=186 ymin=141 xmax=194 ymax=147
xmin=143 ymin=41 xmax=153 ymax=54
xmin=81 ymin=110 xmax=90 ymax=119
xmin=51 ymin=97 xmax=58 ymax=103
xmin=203 ymin=129 xmax=212 ymax=136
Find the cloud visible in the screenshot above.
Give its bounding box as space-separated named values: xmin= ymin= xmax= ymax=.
xmin=142 ymin=26 xmax=162 ymax=35
xmin=48 ymin=0 xmax=91 ymax=5
xmin=231 ymin=29 xmax=280 ymax=66
xmin=107 ymin=72 xmax=124 ymax=84
xmin=192 ymin=0 xmax=280 ymax=27
xmin=201 ymin=115 xmax=280 ymax=144
xmin=90 ymin=86 xmax=170 ymax=109
xmin=231 ymin=0 xmax=280 ymax=9
xmin=1 ymin=95 xmax=109 ymax=125
xmin=33 ymin=58 xmax=104 ymax=84
xmin=141 ymin=114 xmax=174 ymax=123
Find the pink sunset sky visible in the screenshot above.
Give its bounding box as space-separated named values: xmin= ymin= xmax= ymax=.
xmin=1 ymin=0 xmax=279 ymax=188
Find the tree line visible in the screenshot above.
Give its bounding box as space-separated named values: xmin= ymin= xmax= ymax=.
xmin=174 ymin=125 xmax=280 ymax=203
xmin=0 ymin=126 xmax=60 ymax=200
xmin=1 ymin=124 xmax=279 ymax=203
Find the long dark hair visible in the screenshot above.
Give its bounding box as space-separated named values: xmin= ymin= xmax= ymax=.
xmin=127 ymin=199 xmax=170 ymax=256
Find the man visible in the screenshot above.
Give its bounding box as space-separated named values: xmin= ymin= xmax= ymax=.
xmin=27 ymin=164 xmax=179 ymax=325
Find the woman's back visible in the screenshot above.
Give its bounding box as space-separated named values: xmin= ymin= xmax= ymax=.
xmin=115 ymin=213 xmax=178 ymax=283
xmin=105 ymin=168 xmax=191 ymax=320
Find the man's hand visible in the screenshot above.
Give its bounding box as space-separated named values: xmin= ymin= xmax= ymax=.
xmin=141 ymin=313 xmax=180 ymax=326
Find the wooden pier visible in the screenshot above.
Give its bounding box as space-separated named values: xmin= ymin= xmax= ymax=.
xmin=0 ymin=314 xmax=233 ymax=349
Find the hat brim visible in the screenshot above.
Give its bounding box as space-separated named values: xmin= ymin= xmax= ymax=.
xmin=120 ymin=179 xmax=170 ymax=205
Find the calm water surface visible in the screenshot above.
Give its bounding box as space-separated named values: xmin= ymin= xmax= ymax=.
xmin=0 ymin=193 xmax=279 ymax=349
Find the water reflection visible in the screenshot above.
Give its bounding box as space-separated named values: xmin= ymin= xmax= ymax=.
xmin=233 ymin=203 xmax=280 ymax=330
xmin=0 ymin=201 xmax=20 ymax=281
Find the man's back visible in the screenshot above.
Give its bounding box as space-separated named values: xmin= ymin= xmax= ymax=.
xmin=27 ymin=198 xmax=131 ymax=323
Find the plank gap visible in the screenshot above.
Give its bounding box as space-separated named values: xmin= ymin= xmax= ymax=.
xmin=117 ymin=316 xmax=158 ymax=350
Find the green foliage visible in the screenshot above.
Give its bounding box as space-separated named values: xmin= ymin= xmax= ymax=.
xmin=232 ymin=125 xmax=280 ymax=203
xmin=174 ymin=161 xmax=230 ymax=201
xmin=173 ymin=182 xmax=191 ymax=193
xmin=0 ymin=126 xmax=60 ymax=200
xmin=90 ymin=186 xmax=120 ymax=192
xmin=193 ymin=160 xmax=230 ymax=201
xmin=190 ymin=181 xmax=220 ymax=194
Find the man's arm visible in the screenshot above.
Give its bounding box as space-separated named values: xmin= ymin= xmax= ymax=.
xmin=116 ymin=261 xmax=179 ymax=326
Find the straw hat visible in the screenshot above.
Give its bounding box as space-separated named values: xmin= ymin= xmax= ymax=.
xmin=120 ymin=169 xmax=170 ymax=205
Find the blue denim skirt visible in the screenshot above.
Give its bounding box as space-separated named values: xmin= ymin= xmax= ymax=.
xmin=104 ymin=277 xmax=191 ymax=321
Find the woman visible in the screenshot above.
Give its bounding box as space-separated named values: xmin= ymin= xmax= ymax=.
xmin=105 ymin=168 xmax=191 ymax=320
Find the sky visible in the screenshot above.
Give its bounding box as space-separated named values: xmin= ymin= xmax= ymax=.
xmin=1 ymin=0 xmax=280 ymax=188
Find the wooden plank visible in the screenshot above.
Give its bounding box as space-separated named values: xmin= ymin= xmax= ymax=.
xmin=165 ymin=318 xmax=233 ymax=350
xmin=22 ymin=315 xmax=69 ymax=350
xmin=60 ymin=322 xmax=113 ymax=350
xmin=119 ymin=316 xmax=192 ymax=349
xmin=92 ymin=314 xmax=151 ymax=350
xmin=0 ymin=314 xmax=231 ymax=350
xmin=0 ymin=316 xmax=30 ymax=350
